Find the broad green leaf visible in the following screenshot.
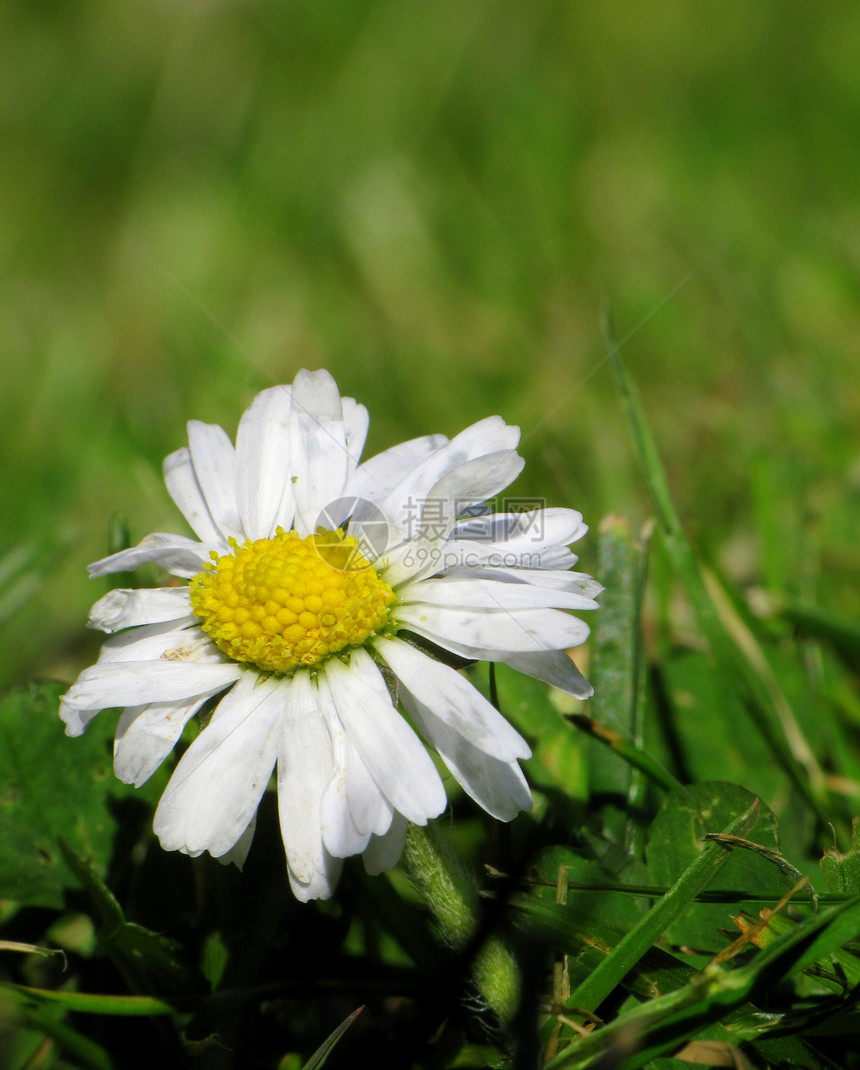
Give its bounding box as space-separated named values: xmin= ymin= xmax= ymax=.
xmin=628 ymin=893 xmax=860 ymax=1065
xmin=0 ymin=682 xmax=120 ymax=908
xmin=59 ymin=841 xmax=204 ymax=998
xmin=751 ymin=1035 xmax=845 ymax=1070
xmin=517 ymin=894 xmax=838 ymax=1070
xmin=646 ymin=782 xmax=785 ymax=950
xmin=530 ymin=845 xmax=650 ymax=936
xmin=567 ymin=795 xmax=760 ymax=1014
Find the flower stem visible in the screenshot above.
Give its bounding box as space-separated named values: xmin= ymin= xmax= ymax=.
xmin=404 ymin=823 xmax=520 ymax=1024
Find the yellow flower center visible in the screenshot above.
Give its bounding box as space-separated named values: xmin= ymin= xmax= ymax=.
xmin=189 ymin=528 xmax=394 ymax=673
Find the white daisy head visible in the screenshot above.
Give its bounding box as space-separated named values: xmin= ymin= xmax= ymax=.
xmin=60 ymin=369 xmax=600 ymax=901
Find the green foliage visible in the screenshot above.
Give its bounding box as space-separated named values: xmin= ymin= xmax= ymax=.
xmin=3 ymin=2 xmax=860 ymax=1067
xmin=587 ymin=515 xmax=649 ymax=836
xmin=0 ymin=682 xmax=120 ymax=908
xmin=821 ymin=818 xmax=860 ymax=896
xmin=544 ymin=894 xmax=860 ymax=1070
xmin=6 ymin=369 xmax=860 ymax=1067
xmin=58 ymin=840 xmax=205 ymax=999
xmin=645 ymin=784 xmax=784 ymax=950
xmin=300 ymin=1007 xmax=364 ymax=1070
xmin=568 ymin=794 xmax=761 ymax=1015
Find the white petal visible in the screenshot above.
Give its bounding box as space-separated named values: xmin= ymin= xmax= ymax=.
xmin=88 ymin=587 xmax=193 ymax=633
xmin=316 ymin=671 xmax=393 ymax=854
xmin=440 ymin=539 xmax=579 ymax=571
xmin=419 ymin=451 xmax=525 ymax=542
xmin=319 ymin=680 xmax=373 ymax=858
xmin=398 ymin=576 xmax=600 ymax=613
xmin=163 ymin=448 xmax=224 ymax=546
xmin=344 ymin=741 xmax=394 ymax=837
xmin=376 ymin=637 xmax=529 ymax=761
xmin=346 ymin=434 xmax=448 ymax=503
xmin=290 ymin=854 xmax=343 ymax=904
xmin=234 ymin=385 xmax=294 ymax=540
xmin=323 ymin=650 xmax=446 ymax=825
xmin=383 ymin=631 xmax=497 ymax=664
xmin=362 ymin=812 xmax=408 ymax=876
xmin=288 ymin=370 xmax=350 ymax=536
xmin=381 ymin=417 xmax=520 ymax=536
xmin=380 ymin=452 xmax=526 ymax=587
xmin=439 ymin=506 xmax=589 ymax=573
xmin=342 ymin=396 xmax=370 ymax=467
xmin=93 ymin=621 xmax=218 ymax=665
xmin=275 ymin=672 xmax=343 ymax=900
xmin=442 ymin=565 xmax=603 ymax=598
xmin=216 ymin=814 xmax=256 ymax=870
xmin=186 ymin=420 xmax=243 ymax=538
xmin=59 ymin=699 xmax=104 ymax=736
xmin=88 ymin=533 xmax=214 ymax=580
xmin=395 ymin=603 xmax=590 ymax=654
xmin=505 ymin=650 xmax=593 ymax=699
xmin=320 ymin=788 xmax=369 ymax=857
xmin=153 ymin=672 xmax=281 ymax=858
xmin=405 ymin=699 xmax=531 ymax=821
xmin=451 ymin=508 xmax=587 ymax=552
xmin=113 ymin=696 xmax=210 ymax=787
xmin=62 ymin=660 xmax=240 ymax=711
xmin=382 ymin=636 xmax=593 ymax=700
xmin=60 ymin=627 xmax=229 ymax=737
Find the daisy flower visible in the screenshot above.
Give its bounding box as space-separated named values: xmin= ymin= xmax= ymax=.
xmin=60 ymin=369 xmax=600 ymax=901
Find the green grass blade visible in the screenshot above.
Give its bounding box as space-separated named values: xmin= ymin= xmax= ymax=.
xmin=565 ymin=799 xmax=760 ymax=1015
xmin=566 ymin=713 xmax=677 ymax=793
xmin=545 ymin=893 xmax=860 ymax=1069
xmin=511 ymin=894 xmax=695 ymax=999
xmin=778 ymin=598 xmax=860 ymax=663
xmin=16 ymin=1007 xmax=114 ymax=1070
xmin=4 ymin=985 xmax=177 ymax=1016
xmin=0 ymin=537 xmax=73 ymax=628
xmin=587 ymin=516 xmax=654 ymax=838
xmin=610 ymin=351 xmax=830 ymax=824
xmin=301 ymin=1006 xmax=363 ymax=1070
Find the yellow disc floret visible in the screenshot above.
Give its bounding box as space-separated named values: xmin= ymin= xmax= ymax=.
xmin=189 ymin=528 xmax=394 ymax=673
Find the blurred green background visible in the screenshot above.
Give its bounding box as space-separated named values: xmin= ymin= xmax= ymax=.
xmin=2 ymin=0 xmax=859 ymax=689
